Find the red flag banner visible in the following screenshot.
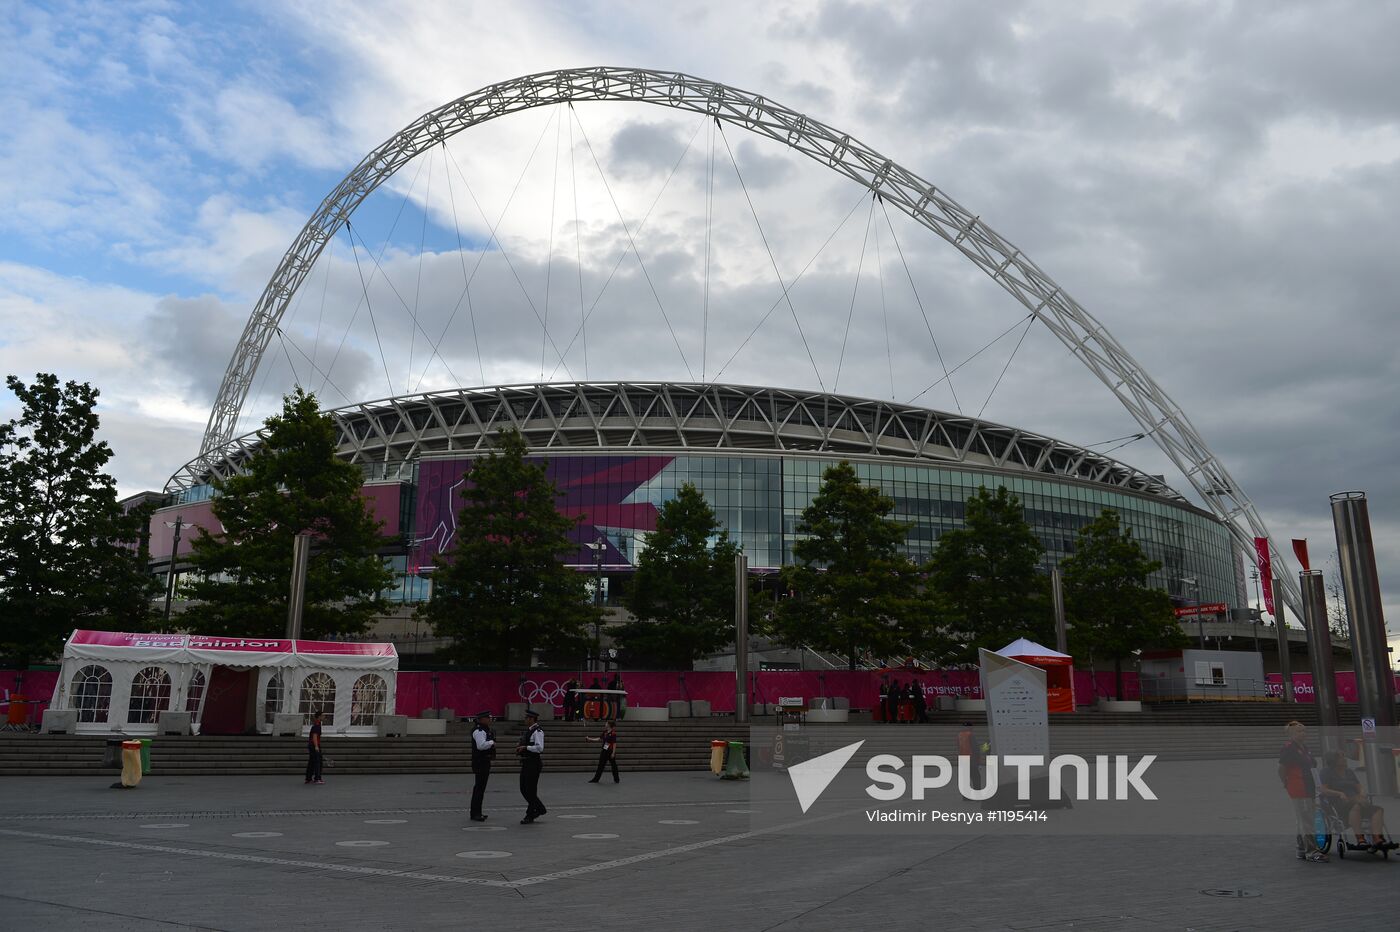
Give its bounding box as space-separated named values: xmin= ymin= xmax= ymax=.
xmin=1292 ymin=539 xmax=1310 ymax=572
xmin=1255 ymin=537 xmax=1274 ymax=616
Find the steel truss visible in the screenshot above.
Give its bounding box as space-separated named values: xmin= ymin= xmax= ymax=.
xmin=175 ymin=381 xmax=1187 ymax=503
xmin=184 ymin=66 xmax=1299 ymax=615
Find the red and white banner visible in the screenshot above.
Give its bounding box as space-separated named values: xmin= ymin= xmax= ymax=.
xmin=1254 ymin=537 xmax=1275 ymax=616
xmin=1292 ymin=539 xmax=1311 ymax=573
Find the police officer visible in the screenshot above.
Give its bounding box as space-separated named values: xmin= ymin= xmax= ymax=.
xmin=469 ymin=710 xmax=496 ymax=822
xmin=516 ymin=708 xmax=546 ymax=823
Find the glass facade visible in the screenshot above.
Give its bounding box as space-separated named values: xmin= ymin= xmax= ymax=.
xmin=409 ymin=451 xmax=1237 ymax=607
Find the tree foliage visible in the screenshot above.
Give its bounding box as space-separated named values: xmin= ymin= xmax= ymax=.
xmin=768 ymin=462 xmax=932 ymax=668
xmin=0 ymin=374 xmax=157 ymax=664
xmin=182 ymin=390 xmax=392 ymax=639
xmin=927 ymin=485 xmax=1049 ymax=660
xmin=1062 ymin=508 xmax=1185 ymax=699
xmin=614 ymin=483 xmax=741 ymax=668
xmin=420 ymin=430 xmax=595 ymax=667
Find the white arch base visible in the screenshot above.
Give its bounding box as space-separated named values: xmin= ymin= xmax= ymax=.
xmin=187 ymin=66 xmax=1300 ymax=616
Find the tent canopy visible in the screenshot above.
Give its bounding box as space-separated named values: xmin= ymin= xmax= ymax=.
xmin=995 ymin=637 xmax=1073 ymax=666
xmin=62 ymin=630 xmax=397 ymax=671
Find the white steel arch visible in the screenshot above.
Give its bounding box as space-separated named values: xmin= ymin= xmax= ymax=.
xmin=189 ymin=66 xmax=1299 ymax=615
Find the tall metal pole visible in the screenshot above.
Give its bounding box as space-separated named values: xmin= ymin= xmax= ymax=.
xmin=1330 ymin=491 xmax=1397 ymax=796
xmin=1272 ymin=574 xmax=1295 ymax=703
xmin=1193 ymin=578 xmax=1206 ymax=650
xmin=593 ymin=537 xmax=605 ymax=674
xmin=1300 ymin=569 xmax=1340 ymax=751
xmin=734 ymin=553 xmax=750 ymax=724
xmin=1050 ymin=567 xmax=1068 ymax=655
xmin=286 ymin=533 xmax=312 ymax=639
xmin=162 ymin=516 xmax=184 ymax=627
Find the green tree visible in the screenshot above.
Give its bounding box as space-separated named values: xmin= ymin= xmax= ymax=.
xmin=421 ymin=430 xmax=594 ymax=667
xmin=614 ymin=483 xmax=741 ymax=668
xmin=768 ymin=462 xmax=929 ymax=669
xmin=928 ymin=485 xmax=1049 ymax=660
xmin=1062 ymin=508 xmax=1184 ymax=699
xmin=0 ymin=374 xmax=157 ymax=664
xmin=183 ymin=389 xmax=393 ymax=639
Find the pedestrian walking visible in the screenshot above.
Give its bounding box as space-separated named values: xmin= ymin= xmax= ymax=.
xmin=1278 ymin=720 xmax=1326 ymax=861
xmin=587 ymin=719 xmax=620 ymax=783
xmin=517 ymin=708 xmax=546 ymax=823
xmin=304 ymin=712 xmax=324 ymax=785
xmin=912 ymin=680 xmax=928 ymax=724
xmin=469 ymin=710 xmax=496 ymax=821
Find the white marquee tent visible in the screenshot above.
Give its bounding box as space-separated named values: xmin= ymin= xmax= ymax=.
xmin=49 ymin=630 xmax=398 ymax=736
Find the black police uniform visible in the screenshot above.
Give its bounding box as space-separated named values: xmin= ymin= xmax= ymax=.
xmin=518 ymin=718 xmax=546 ymax=823
xmin=469 ymin=714 xmax=496 ymax=820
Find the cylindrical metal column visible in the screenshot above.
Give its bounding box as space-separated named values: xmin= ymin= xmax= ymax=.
xmin=286 ymin=533 xmax=312 ymax=639
xmin=734 ymin=553 xmax=750 ymax=724
xmin=1051 ymin=567 xmax=1068 ymax=655
xmin=1272 ymin=575 xmax=1294 ymax=703
xmin=1299 ymin=570 xmax=1340 ymax=749
xmin=1331 ymin=491 xmax=1397 ymax=796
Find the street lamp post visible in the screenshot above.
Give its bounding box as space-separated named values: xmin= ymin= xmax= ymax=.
xmin=162 ymin=516 xmax=185 ymax=626
xmin=1180 ymin=576 xmax=1205 ymax=649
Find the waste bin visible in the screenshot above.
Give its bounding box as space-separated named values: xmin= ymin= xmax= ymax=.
xmin=120 ymin=739 xmax=143 ymax=787
xmin=103 ymin=737 xmax=124 ymax=768
xmin=721 ymin=740 xmax=749 ymax=780
xmin=139 ymin=738 xmax=152 ymax=775
xmin=710 ymin=739 xmax=727 ymax=775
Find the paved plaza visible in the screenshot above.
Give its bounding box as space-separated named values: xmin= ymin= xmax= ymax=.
xmin=1 ymin=770 xmax=1395 ymax=930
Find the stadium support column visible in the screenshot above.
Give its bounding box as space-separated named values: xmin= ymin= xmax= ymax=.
xmin=1330 ymin=491 xmax=1398 ymax=796
xmin=1273 ymin=574 xmax=1295 ymax=703
xmin=735 ymin=553 xmax=750 ymax=724
xmin=1300 ymin=570 xmax=1340 ymax=752
xmin=1051 ymin=567 xmax=1068 ymax=655
xmin=286 ymin=533 xmax=311 ymax=639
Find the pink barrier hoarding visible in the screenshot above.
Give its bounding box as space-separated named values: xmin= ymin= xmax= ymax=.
xmin=1265 ymin=672 xmax=1400 ymax=702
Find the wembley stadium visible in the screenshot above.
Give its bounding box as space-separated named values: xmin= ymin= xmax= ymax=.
xmin=145 ymin=380 xmax=1241 ymax=620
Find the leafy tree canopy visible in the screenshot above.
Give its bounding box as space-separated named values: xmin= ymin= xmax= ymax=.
xmin=768 ymin=462 xmax=934 ymax=668
xmin=1062 ymin=508 xmax=1185 ymax=698
xmin=420 ymin=429 xmax=595 ymax=667
xmin=182 ymin=389 xmax=393 ymax=639
xmin=0 ymin=374 xmax=156 ymax=664
xmin=927 ymin=485 xmax=1050 ymax=660
xmin=615 ymin=483 xmax=742 ymax=668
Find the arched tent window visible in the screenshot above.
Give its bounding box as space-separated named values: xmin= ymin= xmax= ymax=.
xmin=299 ymin=672 xmax=335 ymax=726
xmin=71 ymin=665 xmax=112 ymax=723
xmin=351 ymin=674 xmax=388 ymax=726
xmin=185 ymin=669 xmax=207 ymax=716
xmin=264 ymin=673 xmax=285 ymax=725
xmin=129 ymin=667 xmax=173 ymax=724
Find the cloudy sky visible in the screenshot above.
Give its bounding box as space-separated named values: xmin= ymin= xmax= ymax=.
xmin=3 ymin=1 xmax=1398 ymax=642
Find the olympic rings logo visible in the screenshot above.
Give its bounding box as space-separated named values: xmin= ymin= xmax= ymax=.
xmin=518 ymin=679 xmax=567 ymax=707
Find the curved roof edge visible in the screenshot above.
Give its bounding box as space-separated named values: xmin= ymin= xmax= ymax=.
xmin=167 ymin=381 xmax=1184 ymax=502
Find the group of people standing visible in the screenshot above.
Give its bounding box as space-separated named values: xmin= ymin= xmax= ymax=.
xmin=561 ymin=674 xmax=625 ymax=721
xmin=878 ymin=679 xmax=929 ymax=724
xmin=469 ymin=708 xmax=620 ymax=825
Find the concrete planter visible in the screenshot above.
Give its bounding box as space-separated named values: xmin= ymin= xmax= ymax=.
xmin=954 ymin=699 xmax=986 ymax=712
xmin=1095 ymin=699 xmax=1143 ymax=712
xmin=624 ymin=707 xmax=668 ymax=721
xmin=41 ymin=709 xmax=76 ymax=734
xmin=271 ymin=713 xmax=303 ymax=737
xmin=406 ymin=718 xmax=447 ymax=735
xmin=375 ymin=714 xmax=409 ymax=737
xmin=805 ymin=709 xmax=850 ymax=724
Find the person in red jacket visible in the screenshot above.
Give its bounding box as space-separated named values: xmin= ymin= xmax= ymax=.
xmin=1277 ymin=721 xmax=1324 ymax=861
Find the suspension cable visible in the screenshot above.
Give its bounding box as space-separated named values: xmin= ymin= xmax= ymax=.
xmin=568 ymin=109 xmax=587 ymax=380
xmin=546 ymin=108 xmax=706 ymax=381
xmin=908 ymin=313 xmax=1034 ymax=405
xmin=716 ymin=124 xmax=824 ymax=391
xmin=343 ymin=222 xmax=395 ymax=397
xmin=279 ymin=329 xmax=354 ymax=407
xmin=408 ymin=149 xmax=434 ymax=392
xmin=569 ymin=106 xmax=694 ymax=380
xmin=833 ymin=196 xmax=876 ymax=394
xmin=541 ymin=111 xmax=562 ymax=381
xmin=702 ymin=118 xmax=715 ymax=381
xmin=712 ymin=188 xmax=869 ymax=382
xmin=880 ymin=199 xmax=962 ymax=414
xmin=438 ymin=139 xmax=487 ymax=388
xmin=275 ymin=330 xmax=302 ymax=389
xmin=875 ymin=208 xmax=894 ymax=400
xmin=976 ymin=314 xmax=1036 ymax=419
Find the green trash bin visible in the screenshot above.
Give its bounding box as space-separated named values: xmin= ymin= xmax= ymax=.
xmin=721 ymin=740 xmax=749 ymax=780
xmin=139 ymin=738 xmax=152 ymax=775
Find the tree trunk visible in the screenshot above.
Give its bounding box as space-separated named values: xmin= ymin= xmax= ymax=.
xmin=1114 ymin=656 xmax=1124 ymax=701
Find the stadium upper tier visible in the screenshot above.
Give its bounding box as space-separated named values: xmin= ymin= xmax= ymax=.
xmin=170 ymin=381 xmax=1182 ymax=500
